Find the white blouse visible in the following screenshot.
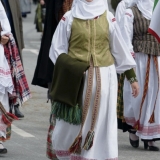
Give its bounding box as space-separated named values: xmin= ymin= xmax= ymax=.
xmin=49 ymin=10 xmax=136 ymax=74
xmin=115 ymin=0 xmax=128 ymax=26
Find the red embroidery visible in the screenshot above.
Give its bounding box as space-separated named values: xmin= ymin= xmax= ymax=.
xmin=56 ymin=150 xmax=70 ymax=157
xmin=71 ymin=155 xmax=96 ymax=160
xmin=125 ymin=117 xmax=160 ymax=136
xmin=0 ymin=126 xmax=7 ymax=131
xmin=62 ymin=17 xmax=66 ymax=21
xmin=112 ymin=18 xmax=116 ymax=22
xmin=0 ymin=67 xmax=11 ymax=76
xmin=124 ymin=117 xmax=136 ymax=125
xmin=71 ymin=155 xmax=118 ymax=160
xmin=131 ymin=52 xmax=135 ymax=58
xmin=125 ymin=13 xmax=132 ymax=17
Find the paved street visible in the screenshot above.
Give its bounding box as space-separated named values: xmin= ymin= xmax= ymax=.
xmin=0 ymin=4 xmax=160 ymax=160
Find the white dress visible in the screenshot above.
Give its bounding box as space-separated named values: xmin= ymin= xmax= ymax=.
xmin=49 ymin=10 xmax=136 ymax=160
xmin=0 ymin=2 xmax=13 ymax=140
xmin=122 ymin=9 xmax=160 ymax=140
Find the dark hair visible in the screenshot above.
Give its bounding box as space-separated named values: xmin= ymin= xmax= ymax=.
xmin=111 ymin=0 xmax=121 ymax=11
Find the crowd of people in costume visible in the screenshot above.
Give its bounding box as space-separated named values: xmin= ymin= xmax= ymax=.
xmin=1 ymin=0 xmax=160 ymax=159
xmin=32 ymin=0 xmax=160 ymax=159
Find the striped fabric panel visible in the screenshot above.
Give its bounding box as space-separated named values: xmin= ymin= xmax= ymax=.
xmin=131 ymin=6 xmax=160 ymax=56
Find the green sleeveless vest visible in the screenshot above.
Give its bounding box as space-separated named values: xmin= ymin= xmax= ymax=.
xmin=68 ymin=12 xmax=114 ymax=67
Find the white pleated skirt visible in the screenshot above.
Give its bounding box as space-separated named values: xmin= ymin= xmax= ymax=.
xmin=52 ymin=65 xmax=118 ymax=160
xmin=124 ymin=52 xmax=160 ymax=140
xmin=0 ymin=90 xmax=10 ymax=139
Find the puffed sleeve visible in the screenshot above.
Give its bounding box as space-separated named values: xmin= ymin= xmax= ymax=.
xmin=0 ymin=2 xmax=11 ymax=35
xmin=120 ymin=8 xmax=134 ymax=56
xmin=115 ymin=1 xmax=126 ymax=25
xmin=49 ymin=11 xmax=73 ymax=64
xmin=107 ymin=11 xmax=136 ymax=74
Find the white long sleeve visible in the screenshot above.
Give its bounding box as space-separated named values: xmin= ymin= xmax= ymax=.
xmin=49 ymin=11 xmax=73 ymax=64
xmin=108 ymin=11 xmax=136 ymax=73
xmin=115 ymin=1 xmax=126 ymax=25
xmin=120 ymin=9 xmax=134 ymax=54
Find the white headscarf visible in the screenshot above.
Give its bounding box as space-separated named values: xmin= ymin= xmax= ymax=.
xmin=128 ymin=0 xmax=154 ymax=20
xmin=103 ymin=0 xmax=108 ymax=10
xmin=71 ymin=0 xmax=107 ymax=20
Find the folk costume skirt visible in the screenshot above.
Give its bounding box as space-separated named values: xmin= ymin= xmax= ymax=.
xmin=124 ymin=52 xmax=160 ymax=140
xmin=51 ymin=65 xmax=118 ymax=160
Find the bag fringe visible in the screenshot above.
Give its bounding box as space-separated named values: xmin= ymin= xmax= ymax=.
xmin=51 ymin=102 xmax=82 ymax=125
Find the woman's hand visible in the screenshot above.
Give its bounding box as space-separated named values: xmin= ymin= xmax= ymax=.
xmin=131 ymin=82 xmax=139 ymax=98
xmin=1 ymin=35 xmax=9 ymax=45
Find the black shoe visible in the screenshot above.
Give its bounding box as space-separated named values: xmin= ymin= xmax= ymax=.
xmin=0 ymin=148 xmax=7 ymax=154
xmin=14 ymin=105 xmax=24 ymax=118
xmin=144 ymin=141 xmax=159 ymax=151
xmin=129 ymin=137 xmax=139 ymax=148
xmin=128 ymin=130 xmax=139 ymax=148
xmin=0 ymin=143 xmax=7 ymax=154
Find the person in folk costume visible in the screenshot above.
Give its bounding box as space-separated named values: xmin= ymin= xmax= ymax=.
xmin=32 ymin=0 xmax=73 ymax=159
xmin=119 ymin=0 xmax=160 ymax=151
xmin=116 ymin=1 xmax=136 ymax=127
xmin=0 ymin=1 xmax=18 ymax=154
xmin=149 ymin=0 xmax=160 ymax=42
xmin=49 ymin=0 xmax=139 ymax=159
xmin=2 ymin=0 xmax=25 ymax=118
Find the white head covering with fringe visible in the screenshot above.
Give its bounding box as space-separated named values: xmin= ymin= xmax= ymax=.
xmin=129 ymin=0 xmax=154 ymax=20
xmin=71 ymin=0 xmax=108 ymax=20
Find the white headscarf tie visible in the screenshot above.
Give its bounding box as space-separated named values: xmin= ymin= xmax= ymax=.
xmin=71 ymin=0 xmax=109 ymax=20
